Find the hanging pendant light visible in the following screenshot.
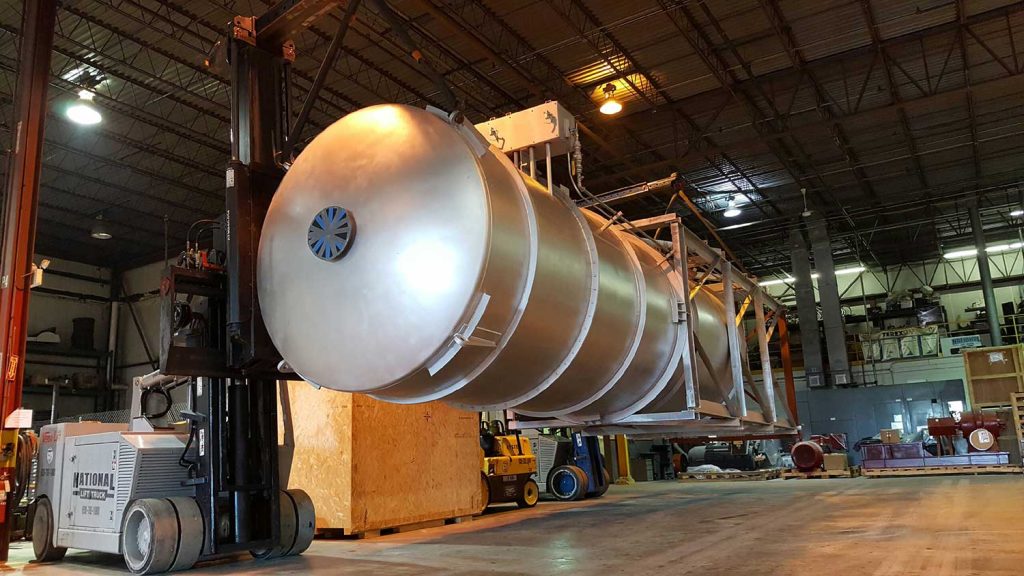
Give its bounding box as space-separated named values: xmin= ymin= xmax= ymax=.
xmin=599 ymin=83 xmax=622 ymax=115
xmin=91 ymin=214 xmax=112 ymax=240
xmin=66 ymin=90 xmax=102 ymax=125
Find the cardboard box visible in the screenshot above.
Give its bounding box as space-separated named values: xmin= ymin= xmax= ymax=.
xmin=823 ymin=453 xmax=848 ymax=471
xmin=880 ymin=428 xmax=902 ymax=444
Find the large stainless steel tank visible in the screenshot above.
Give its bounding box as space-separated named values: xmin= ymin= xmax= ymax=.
xmin=257 ymin=104 xmax=731 ymax=422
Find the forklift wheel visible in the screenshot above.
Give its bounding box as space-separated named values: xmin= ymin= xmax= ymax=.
xmin=31 ymin=497 xmax=66 ymax=563
xmin=286 ymin=489 xmax=316 ymax=556
xmin=548 ymin=465 xmax=587 ymax=501
xmin=166 ymin=497 xmax=204 ymax=571
xmin=251 ymin=488 xmax=315 ymax=560
xmin=516 ymin=479 xmax=539 ymax=508
xmin=122 ymin=498 xmax=179 ymax=575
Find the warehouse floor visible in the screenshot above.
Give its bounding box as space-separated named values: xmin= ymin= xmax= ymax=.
xmin=8 ymin=474 xmax=1024 ymax=574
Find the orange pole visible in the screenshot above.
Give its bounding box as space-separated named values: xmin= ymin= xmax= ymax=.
xmin=0 ymin=0 xmax=57 ymax=559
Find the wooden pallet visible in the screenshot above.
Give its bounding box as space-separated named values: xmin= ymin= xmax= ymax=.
xmin=678 ymin=469 xmax=781 ymax=482
xmin=781 ymin=468 xmax=860 ymax=479
xmin=316 ymin=515 xmax=475 ymax=540
xmin=861 ymin=465 xmax=1023 ymax=477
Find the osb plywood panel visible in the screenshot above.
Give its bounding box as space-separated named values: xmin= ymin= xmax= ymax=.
xmin=278 ymin=381 xmax=482 ymax=533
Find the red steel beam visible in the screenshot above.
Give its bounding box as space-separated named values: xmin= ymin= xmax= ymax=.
xmin=0 ymin=0 xmax=57 ymax=559
xmin=777 ymin=315 xmax=799 ymax=428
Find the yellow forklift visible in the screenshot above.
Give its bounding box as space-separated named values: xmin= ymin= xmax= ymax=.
xmin=480 ymin=420 xmax=539 ymax=509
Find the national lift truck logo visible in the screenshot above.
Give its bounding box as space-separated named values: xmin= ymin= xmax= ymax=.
xmin=72 ymin=471 xmax=116 ymax=501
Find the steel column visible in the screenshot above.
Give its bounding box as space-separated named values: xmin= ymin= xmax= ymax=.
xmin=789 ymin=228 xmax=824 ymax=387
xmin=808 ymin=219 xmax=851 ymax=384
xmin=969 ymin=204 xmax=1003 ymax=345
xmin=0 ymin=0 xmax=57 ymax=559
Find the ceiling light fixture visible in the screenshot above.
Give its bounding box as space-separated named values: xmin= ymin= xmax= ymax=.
xmin=1011 ymin=208 xmax=1024 ymax=217
xmin=723 ymin=196 xmax=741 ymax=218
xmin=90 ymin=214 xmax=112 ymax=240
xmin=943 ymin=241 xmax=1024 ymax=259
xmin=599 ymin=83 xmax=622 ymax=115
xmin=759 ymin=264 xmax=865 ymax=286
xmin=66 ymin=89 xmax=102 ymax=125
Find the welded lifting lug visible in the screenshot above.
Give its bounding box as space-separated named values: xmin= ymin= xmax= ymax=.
xmin=673 ymin=301 xmax=687 ymax=323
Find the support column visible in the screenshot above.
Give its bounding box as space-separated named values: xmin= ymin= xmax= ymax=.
xmin=0 ymin=0 xmax=57 ymax=559
xmin=789 ymin=228 xmax=824 ymax=387
xmin=614 ymin=434 xmax=634 ymax=485
xmin=778 ymin=316 xmax=799 ymax=426
xmin=969 ymin=204 xmax=1002 ymax=346
xmin=808 ymin=219 xmax=851 ymax=385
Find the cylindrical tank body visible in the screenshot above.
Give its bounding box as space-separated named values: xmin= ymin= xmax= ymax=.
xmin=790 ymin=441 xmax=824 ymax=472
xmin=258 ymin=105 xmax=732 ymax=422
xmin=927 ymin=411 xmax=1004 ymax=452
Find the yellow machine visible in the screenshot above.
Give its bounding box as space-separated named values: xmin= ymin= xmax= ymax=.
xmin=480 ymin=420 xmax=539 ymax=508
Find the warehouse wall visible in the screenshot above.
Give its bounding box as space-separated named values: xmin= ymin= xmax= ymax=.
xmin=795 ymin=380 xmax=966 ymax=464
xmin=117 ymin=261 xmax=164 ymax=385
xmin=763 ymin=252 xmax=1024 ymax=330
xmin=25 ymin=256 xmax=112 ymax=419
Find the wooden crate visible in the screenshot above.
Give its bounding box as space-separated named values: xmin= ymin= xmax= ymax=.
xmin=277 ymin=381 xmax=483 ymax=536
xmin=1012 ymin=393 xmax=1024 ymax=458
xmin=963 ymin=345 xmax=1024 ymax=409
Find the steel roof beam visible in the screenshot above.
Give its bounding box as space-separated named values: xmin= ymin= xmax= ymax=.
xmin=858 ymin=1 xmax=929 ymax=190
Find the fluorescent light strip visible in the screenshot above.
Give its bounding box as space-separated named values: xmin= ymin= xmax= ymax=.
xmin=758 ymin=265 xmax=866 ymax=287
xmin=943 ymin=241 xmax=1024 ymax=260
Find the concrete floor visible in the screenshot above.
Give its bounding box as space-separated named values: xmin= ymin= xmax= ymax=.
xmin=8 ymin=474 xmax=1024 ymax=574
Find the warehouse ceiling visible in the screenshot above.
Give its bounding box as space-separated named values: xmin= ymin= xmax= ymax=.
xmin=1 ymin=0 xmax=1023 ymax=277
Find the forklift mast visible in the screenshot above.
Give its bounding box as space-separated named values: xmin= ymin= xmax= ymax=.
xmin=157 ymin=1 xmax=344 ymax=558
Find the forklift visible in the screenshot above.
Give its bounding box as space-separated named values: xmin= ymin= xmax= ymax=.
xmin=529 ymin=429 xmax=610 ymax=501
xmin=479 ymin=420 xmax=539 ymax=509
xmin=27 ymin=4 xmax=364 ymax=573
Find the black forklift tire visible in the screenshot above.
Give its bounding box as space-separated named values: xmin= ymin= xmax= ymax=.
xmin=285 ymin=489 xmax=316 ymax=556
xmin=516 ymin=478 xmax=539 ymax=508
xmin=548 ymin=465 xmax=586 ymax=501
xmin=251 ymin=489 xmax=298 ymax=560
xmin=31 ymin=497 xmax=66 ymax=562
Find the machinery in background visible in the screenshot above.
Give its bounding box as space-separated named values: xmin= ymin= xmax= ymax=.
xmin=862 ymin=413 xmax=1012 ymax=471
xmin=479 ymin=420 xmax=539 ymax=509
xmin=529 ymin=431 xmax=609 ymax=501
xmin=790 ymin=434 xmax=849 ymax=472
xmin=10 ymin=431 xmax=38 ymax=540
xmin=31 ymin=372 xmax=314 ymax=573
xmin=683 ymin=441 xmax=769 ymax=472
xmin=928 ymin=411 xmax=1005 ymax=454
